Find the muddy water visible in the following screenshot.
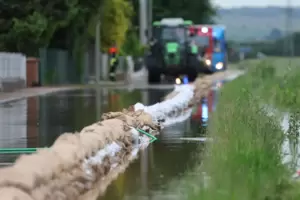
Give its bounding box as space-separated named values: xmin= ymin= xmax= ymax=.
xmin=0 ymin=87 xmax=219 ymax=199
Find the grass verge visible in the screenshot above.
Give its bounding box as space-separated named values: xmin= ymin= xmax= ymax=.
xmin=188 ymin=58 xmax=300 ymax=200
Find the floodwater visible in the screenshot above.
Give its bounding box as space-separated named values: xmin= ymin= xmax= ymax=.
xmin=0 ymin=86 xmax=220 ymax=199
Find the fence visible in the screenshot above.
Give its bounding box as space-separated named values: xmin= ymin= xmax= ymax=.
xmin=39 ymin=48 xmax=144 ymax=85
xmin=0 ymin=49 xmax=144 ymax=88
xmin=0 ymin=53 xmax=27 ymax=91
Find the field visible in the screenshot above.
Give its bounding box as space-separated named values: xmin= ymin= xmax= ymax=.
xmin=230 ymin=57 xmax=300 ymax=74
xmin=167 ymin=57 xmax=300 ymax=199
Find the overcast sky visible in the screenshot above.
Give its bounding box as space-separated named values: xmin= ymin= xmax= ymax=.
xmin=213 ymin=0 xmax=300 ymax=8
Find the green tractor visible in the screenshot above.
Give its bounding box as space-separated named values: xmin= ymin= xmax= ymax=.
xmin=145 ymin=18 xmax=200 ymax=84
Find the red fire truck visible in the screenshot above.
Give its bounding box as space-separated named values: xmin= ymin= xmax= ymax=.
xmin=189 ymin=25 xmax=213 ymax=72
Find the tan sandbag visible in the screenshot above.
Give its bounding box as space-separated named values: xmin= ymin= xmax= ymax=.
xmin=0 ymin=187 xmax=34 ymax=200
xmin=51 ymin=133 xmax=84 ymax=163
xmin=79 ymin=132 xmax=107 ymax=157
xmin=0 ymin=165 xmax=36 ymax=191
xmin=100 ymin=119 xmax=131 ymax=138
xmin=52 ymin=133 xmax=81 ymax=146
xmin=13 ymin=151 xmax=61 ymax=185
xmin=50 ymin=144 xmax=82 ymax=169
xmin=31 ymin=185 xmax=50 ymax=200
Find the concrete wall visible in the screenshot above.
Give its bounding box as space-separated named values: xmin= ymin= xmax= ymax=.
xmin=0 ymin=53 xmax=27 ymax=92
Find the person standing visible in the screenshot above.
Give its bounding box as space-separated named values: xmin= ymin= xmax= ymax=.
xmin=108 ymin=45 xmax=119 ymax=81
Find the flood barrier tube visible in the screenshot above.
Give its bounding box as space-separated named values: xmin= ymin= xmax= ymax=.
xmin=134 ymin=84 xmax=195 ymax=124
xmin=0 ymin=71 xmax=235 ymax=200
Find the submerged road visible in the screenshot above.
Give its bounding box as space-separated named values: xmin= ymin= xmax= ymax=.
xmin=0 ymin=69 xmax=244 ymax=199
xmin=0 ymin=88 xmax=207 ymax=200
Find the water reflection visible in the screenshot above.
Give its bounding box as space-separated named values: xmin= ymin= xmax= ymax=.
xmin=102 ymin=130 xmax=201 ymax=200
xmin=0 ymin=100 xmax=28 ymax=148
xmin=101 ymin=89 xmax=206 ymax=200
xmin=0 ymin=88 xmax=144 ymax=162
xmin=191 ymin=80 xmax=222 ymax=126
xmin=0 ymin=86 xmax=216 ymax=200
xmin=281 ymin=114 xmax=300 ymax=171
xmin=0 ymin=100 xmax=28 ymax=163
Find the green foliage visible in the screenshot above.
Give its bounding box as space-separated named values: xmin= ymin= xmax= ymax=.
xmin=121 ymin=30 xmax=146 ymax=56
xmin=0 ymin=0 xmax=216 ymax=58
xmin=100 ymin=0 xmax=133 ymax=52
xmin=187 ymin=60 xmax=300 ymax=200
xmin=130 ymin=0 xmax=216 ymax=27
xmin=0 ymin=0 xmax=81 ymax=55
xmin=155 ymin=0 xmax=215 ymax=23
xmin=245 ymin=59 xmax=300 ymax=111
xmin=7 ymin=12 xmax=48 ymax=55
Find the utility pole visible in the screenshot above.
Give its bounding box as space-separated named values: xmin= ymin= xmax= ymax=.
xmin=288 ymin=1 xmax=294 ymax=58
xmin=139 ymin=0 xmax=148 ymax=45
xmin=284 ymin=5 xmax=288 ymax=57
xmin=147 ymin=0 xmax=153 ymax=41
xmin=285 ymin=0 xmax=293 ymax=67
xmin=95 ymin=21 xmax=101 ymax=82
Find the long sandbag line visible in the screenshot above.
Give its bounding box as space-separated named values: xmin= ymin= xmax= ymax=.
xmin=0 ymin=86 xmax=192 ymax=199
xmin=0 ymin=111 xmax=159 ymax=200
xmin=0 ymin=71 xmax=232 ymax=200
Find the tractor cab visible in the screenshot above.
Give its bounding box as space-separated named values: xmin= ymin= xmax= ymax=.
xmin=146 ymin=18 xmax=200 ymax=84
xmin=152 ymin=18 xmax=192 ymax=45
xmin=151 ymin=18 xmax=193 ymax=64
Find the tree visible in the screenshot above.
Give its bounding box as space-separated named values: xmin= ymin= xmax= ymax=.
xmin=0 ymin=0 xmax=134 ymax=55
xmin=0 ymin=0 xmax=81 ymax=55
xmin=47 ymin=0 xmax=134 ymax=53
xmin=99 ymin=0 xmax=133 ymax=52
xmin=0 ymin=0 xmax=215 ymax=56
xmin=130 ymin=0 xmax=216 ymax=28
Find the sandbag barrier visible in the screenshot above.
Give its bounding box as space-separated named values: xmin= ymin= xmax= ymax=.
xmin=0 ymin=71 xmax=229 ymax=200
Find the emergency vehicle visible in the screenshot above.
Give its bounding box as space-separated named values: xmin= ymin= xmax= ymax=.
xmin=189 ymin=25 xmax=214 ymax=73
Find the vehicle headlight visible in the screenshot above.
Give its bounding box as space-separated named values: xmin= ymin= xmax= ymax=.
xmin=205 ymin=59 xmax=211 ymax=66
xmin=216 ymin=62 xmax=223 ymax=70
xmin=175 ymin=78 xmax=181 ymax=85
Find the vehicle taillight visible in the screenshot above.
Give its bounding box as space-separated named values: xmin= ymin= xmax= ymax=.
xmin=189 ymin=27 xmax=195 ymax=35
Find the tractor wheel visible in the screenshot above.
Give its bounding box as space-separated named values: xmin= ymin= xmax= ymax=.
xmin=187 ymin=55 xmax=200 ymax=82
xmin=187 ymin=68 xmax=198 ymax=82
xmin=148 ymin=67 xmax=161 ymax=84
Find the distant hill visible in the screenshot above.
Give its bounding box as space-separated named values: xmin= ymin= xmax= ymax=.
xmin=215 ymin=7 xmax=300 ymax=42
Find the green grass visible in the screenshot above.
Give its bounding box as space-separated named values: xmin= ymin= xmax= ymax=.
xmin=231 ymin=57 xmax=300 ymax=73
xmin=185 ymin=57 xmax=300 ymax=200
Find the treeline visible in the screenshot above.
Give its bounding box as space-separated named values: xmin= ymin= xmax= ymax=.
xmin=0 ymin=0 xmax=133 ymax=56
xmin=0 ymin=0 xmax=216 ymax=57
xmin=241 ymin=32 xmax=300 ymax=57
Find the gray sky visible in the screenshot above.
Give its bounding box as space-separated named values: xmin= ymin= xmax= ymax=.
xmin=213 ymin=0 xmax=300 ymax=8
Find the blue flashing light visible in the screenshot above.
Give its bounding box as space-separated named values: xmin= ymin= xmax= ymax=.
xmin=201 ymin=98 xmax=208 ymax=126
xmin=183 ymin=76 xmax=189 ymax=84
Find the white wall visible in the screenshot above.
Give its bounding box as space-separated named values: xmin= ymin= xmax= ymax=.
xmin=0 ymin=52 xmax=26 ymax=84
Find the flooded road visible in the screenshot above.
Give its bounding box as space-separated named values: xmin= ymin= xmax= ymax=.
xmin=0 ymin=86 xmax=220 ymax=199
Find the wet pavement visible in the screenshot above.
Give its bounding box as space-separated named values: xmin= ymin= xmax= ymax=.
xmin=0 ymin=85 xmax=220 ymax=199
